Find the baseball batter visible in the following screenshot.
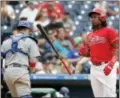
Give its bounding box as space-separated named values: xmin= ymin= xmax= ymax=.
xmin=1 ymin=20 xmax=40 ymax=98
xmin=79 ymin=8 xmax=118 ymax=97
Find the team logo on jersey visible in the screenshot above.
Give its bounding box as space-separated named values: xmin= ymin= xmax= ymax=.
xmin=88 ymin=36 xmax=106 ymax=46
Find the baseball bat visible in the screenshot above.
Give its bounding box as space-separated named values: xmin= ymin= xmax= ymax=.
xmin=37 ymin=24 xmax=72 ymax=75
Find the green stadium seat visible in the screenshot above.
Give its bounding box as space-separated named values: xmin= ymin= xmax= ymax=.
xmin=32 ymin=88 xmax=56 ymax=94
xmin=6 ymin=88 xmax=57 ymax=98
xmin=32 ymin=88 xmax=57 ymax=98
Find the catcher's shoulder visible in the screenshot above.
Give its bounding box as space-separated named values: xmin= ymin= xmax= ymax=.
xmin=2 ymin=37 xmax=11 ymax=45
xmin=29 ymin=36 xmax=38 ymax=43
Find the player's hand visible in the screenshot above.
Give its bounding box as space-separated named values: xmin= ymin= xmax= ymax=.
xmin=104 ymin=56 xmax=117 ymax=76
xmin=79 ymin=43 xmax=90 ymax=56
xmin=103 ymin=62 xmax=113 ymax=76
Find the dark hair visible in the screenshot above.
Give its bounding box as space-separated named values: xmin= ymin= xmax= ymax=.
xmin=35 ymin=12 xmax=43 ymax=21
xmin=101 ymin=21 xmax=107 ymax=27
xmin=92 ymin=21 xmax=107 ymax=30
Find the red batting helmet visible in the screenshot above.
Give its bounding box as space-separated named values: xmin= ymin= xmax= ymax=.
xmin=88 ymin=8 xmax=107 ymax=22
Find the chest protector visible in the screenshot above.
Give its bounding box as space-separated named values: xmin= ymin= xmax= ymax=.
xmin=1 ymin=34 xmax=37 ymax=58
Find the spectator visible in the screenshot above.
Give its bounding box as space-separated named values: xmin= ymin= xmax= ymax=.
xmin=32 ymin=30 xmax=52 ymax=56
xmin=33 ymin=8 xmax=50 ymax=32
xmin=50 ymin=28 xmax=72 ymax=58
xmin=37 ymin=38 xmax=46 ymax=54
xmin=19 ymin=1 xmax=39 ymax=23
xmin=35 ymin=53 xmax=59 ymax=74
xmin=61 ymin=12 xmax=74 ymax=32
xmin=59 ymin=12 xmax=75 ymax=47
xmin=46 ymin=12 xmax=64 ymax=32
xmin=67 ymin=37 xmax=83 ymax=63
xmin=58 ymin=28 xmax=73 ymax=50
xmin=48 ymin=29 xmax=67 ymax=58
xmin=64 ymin=27 xmax=75 ymax=48
xmin=37 ymin=1 xmax=64 ymax=19
xmin=39 ymin=30 xmax=58 ymax=56
xmin=1 ymin=0 xmax=16 ymax=26
xmin=37 ymin=38 xmax=53 ymax=56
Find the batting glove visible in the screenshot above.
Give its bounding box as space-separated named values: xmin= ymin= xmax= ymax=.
xmin=103 ymin=56 xmax=117 ymax=76
xmin=29 ymin=60 xmax=36 ymax=68
xmin=103 ymin=62 xmax=113 ymax=76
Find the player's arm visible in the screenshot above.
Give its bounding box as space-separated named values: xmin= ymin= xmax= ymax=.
xmin=28 ymin=39 xmax=41 ymax=72
xmin=79 ymin=34 xmax=90 ymax=57
xmin=29 ymin=57 xmax=41 ymax=73
xmin=79 ymin=43 xmax=90 ymax=57
xmin=104 ymin=28 xmax=118 ymax=75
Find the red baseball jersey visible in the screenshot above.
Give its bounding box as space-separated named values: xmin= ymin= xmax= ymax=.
xmin=87 ymin=27 xmax=118 ymax=62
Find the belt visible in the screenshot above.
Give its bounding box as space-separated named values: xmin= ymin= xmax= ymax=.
xmin=92 ymin=61 xmax=108 ymax=66
xmin=5 ymin=63 xmax=28 ymax=69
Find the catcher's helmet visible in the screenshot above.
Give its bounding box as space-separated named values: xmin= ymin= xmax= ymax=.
xmin=88 ymin=8 xmax=107 ymax=22
xmin=17 ymin=20 xmax=32 ymax=30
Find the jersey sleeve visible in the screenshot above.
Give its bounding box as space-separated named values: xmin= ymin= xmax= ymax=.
xmin=28 ymin=39 xmax=40 ymax=59
xmin=107 ymin=28 xmax=118 ymax=45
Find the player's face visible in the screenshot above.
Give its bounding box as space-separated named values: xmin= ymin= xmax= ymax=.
xmin=90 ymin=13 xmax=102 ymax=26
xmin=23 ymin=28 xmax=32 ymax=34
xmin=13 ymin=29 xmax=18 ymax=35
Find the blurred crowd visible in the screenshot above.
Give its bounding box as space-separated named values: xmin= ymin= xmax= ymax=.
xmin=1 ymin=0 xmax=119 ymax=74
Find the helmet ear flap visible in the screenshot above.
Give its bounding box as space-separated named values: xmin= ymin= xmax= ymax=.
xmin=99 ymin=14 xmax=106 ymax=22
